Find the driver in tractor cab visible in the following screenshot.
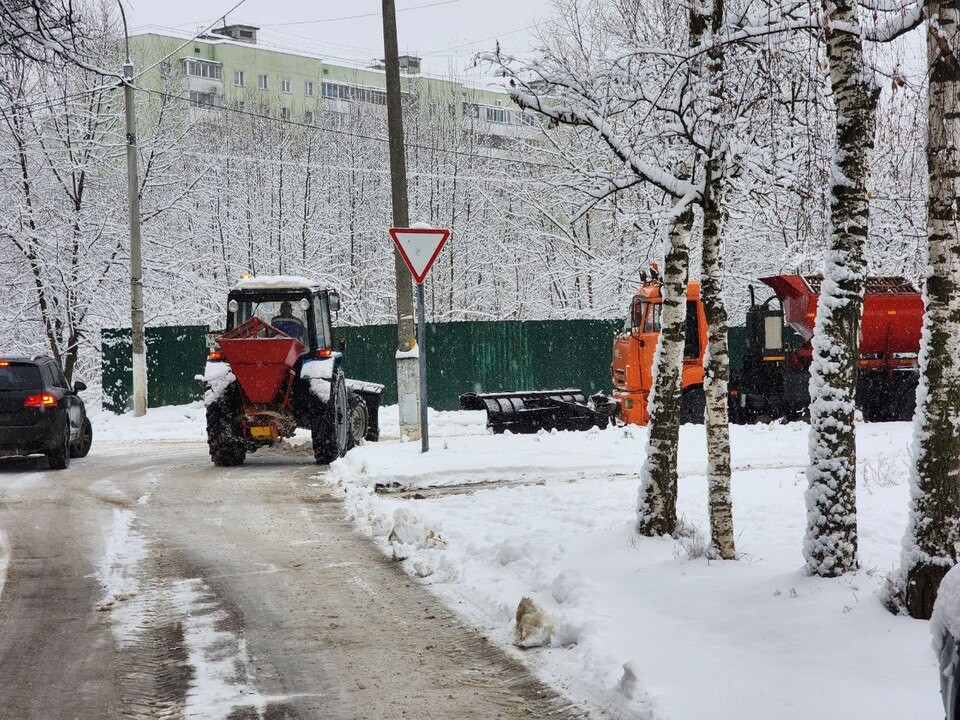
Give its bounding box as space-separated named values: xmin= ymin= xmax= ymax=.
xmin=271 ymin=301 xmax=305 ymax=341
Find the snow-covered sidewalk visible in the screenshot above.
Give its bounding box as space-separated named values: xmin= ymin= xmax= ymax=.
xmin=330 ymin=412 xmax=940 ymax=720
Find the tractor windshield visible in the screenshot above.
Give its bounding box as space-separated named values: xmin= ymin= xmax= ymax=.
xmin=235 ymin=299 xmax=308 ymax=341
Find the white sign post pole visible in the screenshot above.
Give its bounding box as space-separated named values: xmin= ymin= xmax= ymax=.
xmin=416 ymin=279 xmax=429 ymax=453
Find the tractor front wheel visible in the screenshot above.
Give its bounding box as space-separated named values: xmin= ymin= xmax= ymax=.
xmin=206 ymin=383 xmax=246 ymax=467
xmin=312 ymin=367 xmax=349 ymax=464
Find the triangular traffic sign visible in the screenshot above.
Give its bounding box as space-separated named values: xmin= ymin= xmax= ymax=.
xmin=390 ymin=227 xmax=450 ymax=284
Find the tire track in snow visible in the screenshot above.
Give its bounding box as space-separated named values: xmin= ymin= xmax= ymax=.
xmin=96 ymin=508 xmax=304 ymax=719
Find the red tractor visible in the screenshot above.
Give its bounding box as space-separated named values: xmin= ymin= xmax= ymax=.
xmin=203 ymin=276 xmax=382 ymax=466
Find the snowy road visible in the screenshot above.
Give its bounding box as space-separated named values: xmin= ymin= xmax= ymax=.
xmin=0 ymin=440 xmax=584 ymax=720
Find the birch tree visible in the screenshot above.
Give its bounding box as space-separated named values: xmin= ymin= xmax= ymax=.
xmin=801 ymin=0 xmax=881 ymax=577
xmin=887 ymin=0 xmax=960 ymax=619
xmin=484 ymin=0 xmax=749 ymax=552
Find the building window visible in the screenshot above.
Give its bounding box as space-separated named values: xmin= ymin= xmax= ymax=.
xmin=258 ymin=74 xmax=268 ymax=90
xmin=321 ymin=81 xmax=389 ymax=106
xmin=485 ymin=106 xmax=506 ymax=123
xmin=281 ymin=77 xmax=291 ymax=93
xmin=304 ymin=81 xmax=315 ymax=97
xmin=462 ymin=102 xmax=480 ymax=119
xmin=234 ymin=70 xmax=245 ymax=87
xmin=189 ymin=90 xmax=218 ymax=108
xmin=281 ymin=106 xmax=290 ymax=120
xmin=304 ymin=110 xmax=314 ymax=124
xmin=183 ymin=58 xmax=222 ymax=80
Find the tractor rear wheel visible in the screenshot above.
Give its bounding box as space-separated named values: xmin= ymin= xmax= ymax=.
xmin=206 ymin=383 xmax=246 ymax=466
xmin=312 ymin=367 xmax=349 ymax=464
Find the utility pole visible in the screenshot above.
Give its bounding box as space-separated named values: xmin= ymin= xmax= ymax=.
xmin=381 ymin=0 xmax=420 ymax=440
xmin=119 ymin=4 xmax=147 ymax=416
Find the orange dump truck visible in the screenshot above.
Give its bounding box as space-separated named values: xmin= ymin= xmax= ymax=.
xmin=611 ymin=273 xmax=922 ymax=425
xmin=462 ymin=271 xmax=922 ymax=432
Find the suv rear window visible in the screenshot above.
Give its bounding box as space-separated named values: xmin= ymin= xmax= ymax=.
xmin=0 ymin=363 xmax=42 ymax=391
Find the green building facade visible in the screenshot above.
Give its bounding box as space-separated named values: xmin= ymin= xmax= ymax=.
xmin=129 ymin=25 xmax=539 ymax=138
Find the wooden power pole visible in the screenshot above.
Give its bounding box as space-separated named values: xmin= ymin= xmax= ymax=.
xmin=382 ymin=0 xmax=420 ymax=440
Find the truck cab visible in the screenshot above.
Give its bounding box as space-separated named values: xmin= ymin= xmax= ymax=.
xmin=611 ymin=277 xmax=707 ymax=425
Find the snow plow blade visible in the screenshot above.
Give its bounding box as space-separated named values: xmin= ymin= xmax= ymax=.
xmin=459 ymin=389 xmax=613 ymax=434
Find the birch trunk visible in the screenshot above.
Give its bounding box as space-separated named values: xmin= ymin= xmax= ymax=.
xmin=803 ymin=0 xmax=879 ymax=577
xmin=702 ymin=182 xmax=735 ymax=559
xmin=890 ymin=0 xmax=960 ymax=619
xmin=699 ymin=0 xmax=735 ymax=560
xmin=637 ymin=205 xmax=693 ymax=536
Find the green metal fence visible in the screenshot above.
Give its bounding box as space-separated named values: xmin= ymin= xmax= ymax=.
xmin=101 ymin=320 xmax=755 ymax=413
xmin=338 ymin=319 xmax=624 ymax=410
xmin=101 ymin=326 xmax=208 ymax=413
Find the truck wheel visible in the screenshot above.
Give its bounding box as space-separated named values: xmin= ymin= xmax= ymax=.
xmin=346 ymin=392 xmax=369 ymax=451
xmin=206 ymin=384 xmax=246 ymax=467
xmin=679 ymin=386 xmax=706 ymax=425
xmin=894 ymin=382 xmax=918 ymax=422
xmin=312 ymin=367 xmax=349 ymax=464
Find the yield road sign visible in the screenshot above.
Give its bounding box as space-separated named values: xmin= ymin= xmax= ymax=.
xmin=390 ymin=227 xmax=450 ymax=284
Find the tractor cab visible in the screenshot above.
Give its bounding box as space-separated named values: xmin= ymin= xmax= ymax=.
xmin=225 ymin=277 xmax=341 ymax=356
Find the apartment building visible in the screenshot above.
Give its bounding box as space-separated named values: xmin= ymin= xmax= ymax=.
xmin=129 ymin=25 xmax=540 ymax=141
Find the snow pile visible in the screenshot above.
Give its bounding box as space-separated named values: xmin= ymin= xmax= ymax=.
xmin=329 ymin=416 xmax=939 ymax=720
xmin=201 ymin=361 xmax=236 ymax=405
xmin=90 ymin=401 xmax=207 ymax=441
xmin=301 ymin=358 xmax=334 ymax=402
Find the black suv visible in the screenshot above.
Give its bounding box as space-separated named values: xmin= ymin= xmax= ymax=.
xmin=0 ymin=356 xmax=92 ymax=469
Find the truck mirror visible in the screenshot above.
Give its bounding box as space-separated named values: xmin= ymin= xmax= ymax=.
xmin=328 ymin=291 xmax=341 ymax=313
xmin=299 ymin=297 xmax=311 ymax=311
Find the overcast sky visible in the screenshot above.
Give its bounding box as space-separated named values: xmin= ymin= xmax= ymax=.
xmin=124 ymin=0 xmax=553 ymax=80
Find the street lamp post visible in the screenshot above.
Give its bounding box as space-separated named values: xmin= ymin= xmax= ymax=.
xmin=118 ymin=3 xmax=147 ymax=416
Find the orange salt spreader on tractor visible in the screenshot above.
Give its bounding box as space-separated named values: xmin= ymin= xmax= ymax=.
xmin=461 ymin=267 xmax=923 ymax=433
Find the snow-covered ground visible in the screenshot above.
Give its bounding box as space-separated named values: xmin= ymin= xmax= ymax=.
xmin=86 ymin=404 xmax=941 ymax=719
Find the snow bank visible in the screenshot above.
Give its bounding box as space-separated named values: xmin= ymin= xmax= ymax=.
xmin=90 ymin=402 xmax=207 ymax=442
xmin=329 ymin=417 xmax=938 ymax=720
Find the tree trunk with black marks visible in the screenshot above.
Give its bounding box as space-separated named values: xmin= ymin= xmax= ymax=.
xmin=804 ymin=0 xmax=879 ymax=577
xmin=699 ymin=0 xmax=736 ymax=561
xmin=702 ymin=182 xmax=735 ymax=559
xmin=888 ymin=0 xmax=960 ymax=619
xmin=637 ymin=206 xmax=693 ymax=537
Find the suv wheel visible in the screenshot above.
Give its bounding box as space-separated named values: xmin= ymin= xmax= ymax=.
xmin=70 ymin=418 xmax=93 ymax=458
xmin=47 ymin=423 xmax=70 ymax=470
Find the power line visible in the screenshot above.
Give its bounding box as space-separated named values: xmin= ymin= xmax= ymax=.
xmin=134 ymin=85 xmax=569 ymax=172
xmin=259 ymin=0 xmax=459 ymax=27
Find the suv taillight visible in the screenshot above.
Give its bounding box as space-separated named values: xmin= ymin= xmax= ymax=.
xmin=23 ymin=393 xmax=56 ymax=408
